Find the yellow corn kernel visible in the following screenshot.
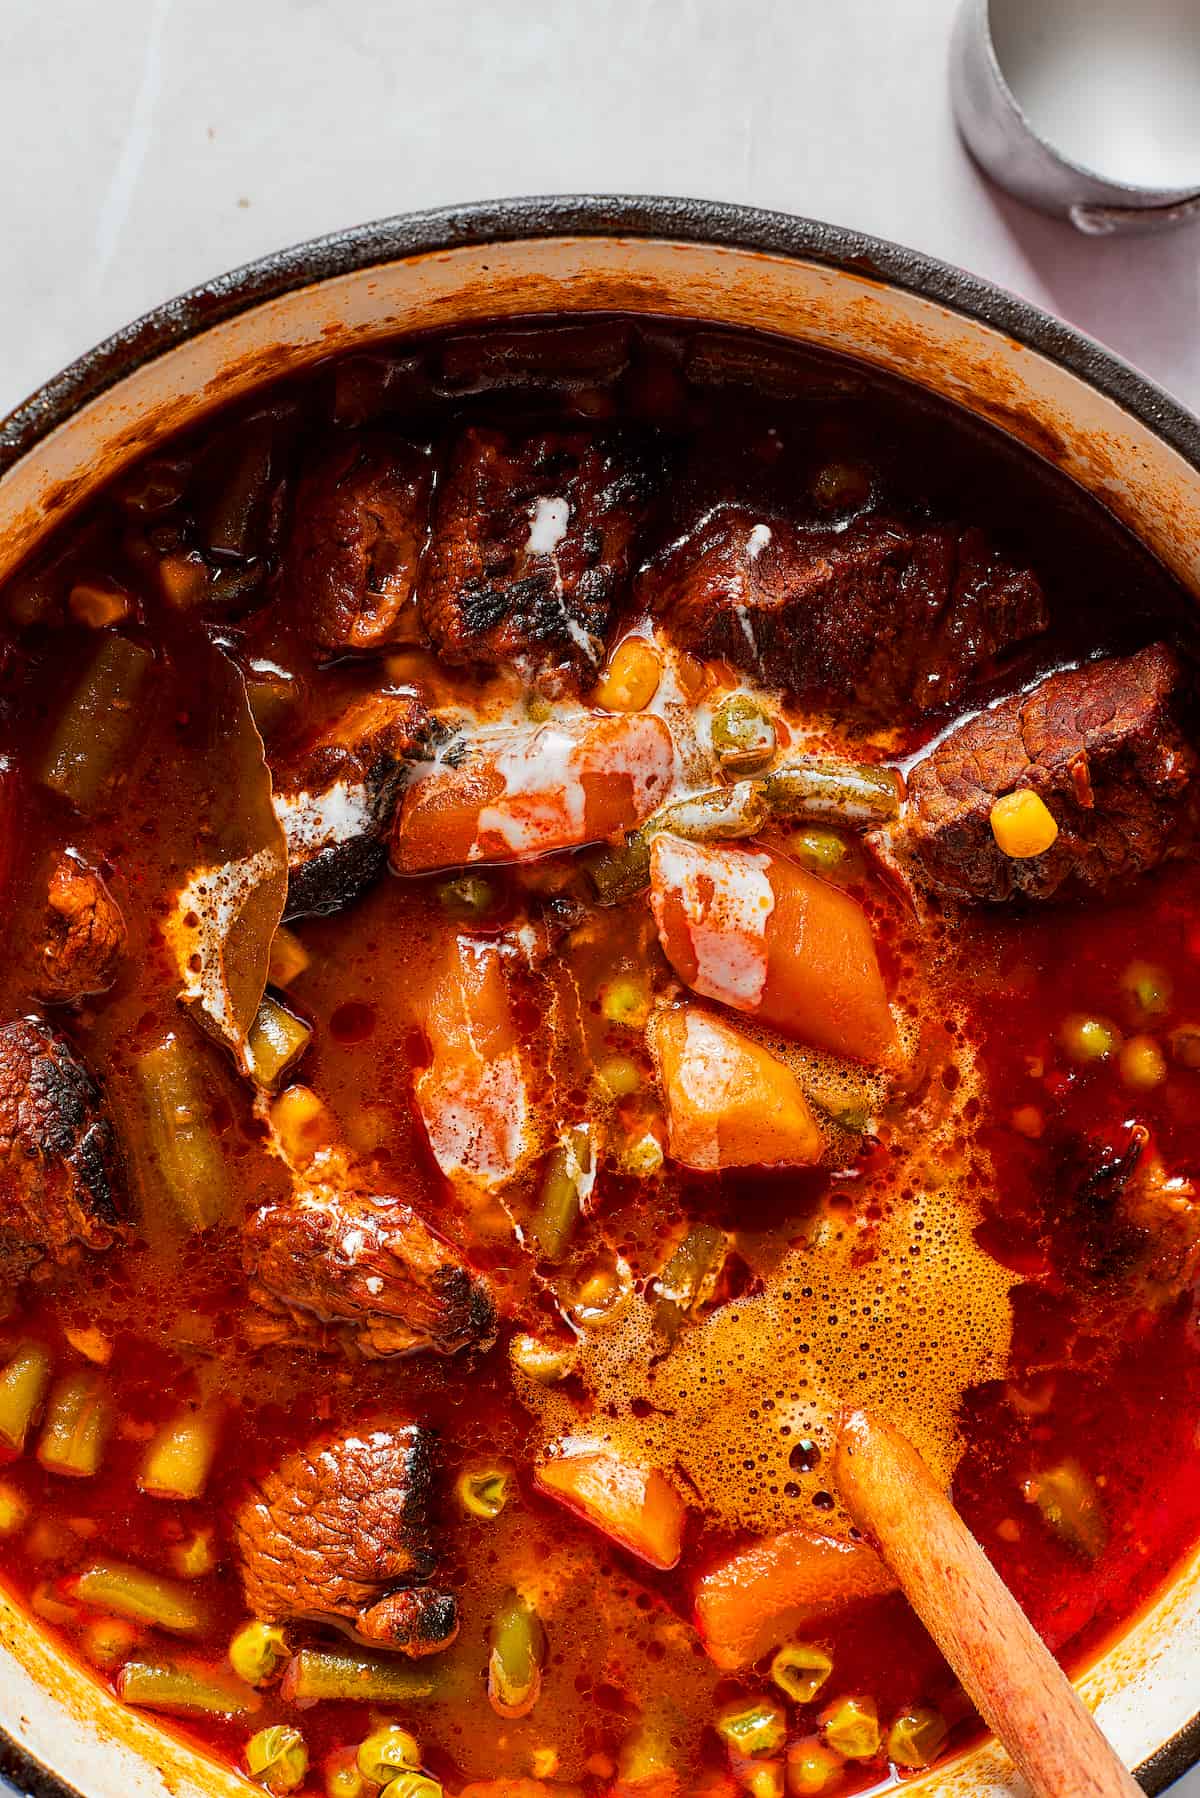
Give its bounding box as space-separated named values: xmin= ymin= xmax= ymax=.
xmin=733 ymin=1759 xmax=785 ymax=1798
xmin=989 ymin=789 xmax=1058 ymax=858
xmin=81 ymin=1615 xmax=140 ymax=1668
xmin=1119 ymin=1034 xmax=1167 ymax=1090
xmin=786 ymin=1737 xmax=844 ymax=1794
xmin=886 ymin=1706 xmax=948 ymax=1769
xmin=771 ymin=1641 xmax=833 ymax=1704
xmin=324 ymin=1748 xmax=368 ymax=1798
xmin=168 ymin=1528 xmax=217 ymax=1579
xmin=600 ymin=974 xmax=652 ymax=1028
xmin=0 ymin=1482 xmax=28 ymax=1535
xmin=820 ymin=1695 xmax=879 ymax=1761
xmin=270 ymin=1084 xmax=336 ymax=1166
xmin=598 ymin=1055 xmax=641 ymax=1098
xmin=267 ymin=925 xmax=311 ymax=988
xmin=68 ymin=581 xmax=131 ymax=629
xmin=594 ymin=637 xmax=662 ymax=712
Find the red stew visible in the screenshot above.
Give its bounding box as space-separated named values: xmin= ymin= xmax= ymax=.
xmin=1 ymin=316 xmax=1199 ymax=1798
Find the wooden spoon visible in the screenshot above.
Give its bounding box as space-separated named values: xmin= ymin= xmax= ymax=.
xmin=834 ymin=1408 xmax=1141 ymax=1798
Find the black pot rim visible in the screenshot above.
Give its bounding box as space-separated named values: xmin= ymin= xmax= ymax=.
xmin=1 ymin=192 xmax=1197 ymax=1798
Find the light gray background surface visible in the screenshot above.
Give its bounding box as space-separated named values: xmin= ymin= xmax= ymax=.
xmin=0 ymin=0 xmax=1197 ymax=1791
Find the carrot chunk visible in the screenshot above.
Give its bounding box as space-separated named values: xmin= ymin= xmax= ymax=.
xmin=534 ymin=1439 xmax=686 ymax=1569
xmin=394 ymin=712 xmax=674 ymax=873
xmin=649 ymin=836 xmax=897 ymax=1065
xmin=648 ymin=1006 xmax=822 ymax=1170
xmin=694 ymin=1526 xmax=895 ymax=1670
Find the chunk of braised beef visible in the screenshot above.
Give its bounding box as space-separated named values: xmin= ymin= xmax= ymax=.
xmin=879 ymin=644 xmax=1198 ymax=904
xmin=234 ymin=1422 xmax=458 ymax=1655
xmin=271 ymin=689 xmax=430 ymax=919
xmin=419 ymin=426 xmax=662 ymax=689
xmin=243 ymin=1183 xmax=496 ymax=1360
xmin=286 ymin=433 xmax=433 ymax=657
xmin=639 ymin=503 xmax=1048 ymax=717
xmin=0 ymin=1019 xmax=125 ymax=1287
xmin=35 ymin=853 xmax=126 ymax=1003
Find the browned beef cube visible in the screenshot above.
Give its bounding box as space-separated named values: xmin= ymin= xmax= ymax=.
xmin=420 ymin=427 xmax=660 ymax=688
xmin=243 ymin=1182 xmax=496 ymax=1360
xmin=272 ymin=689 xmax=430 ymax=919
xmin=287 ymin=434 xmax=433 ymax=657
xmin=234 ymin=1422 xmax=458 ymax=1654
xmin=0 ymin=1019 xmax=125 ymax=1287
xmin=35 ymin=854 xmax=126 ymax=1004
xmin=639 ymin=503 xmax=1048 ymax=717
xmin=879 ymin=644 xmax=1198 ymax=903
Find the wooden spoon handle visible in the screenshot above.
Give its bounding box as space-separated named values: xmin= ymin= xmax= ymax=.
xmin=834 ymin=1409 xmax=1141 ymax=1798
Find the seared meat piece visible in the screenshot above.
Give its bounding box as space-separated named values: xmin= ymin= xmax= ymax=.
xmin=36 ymin=853 xmax=126 ymax=1003
xmin=0 ymin=1019 xmax=125 ymax=1286
xmin=234 ymin=1422 xmax=458 ymax=1654
xmin=879 ymin=645 xmax=1198 ymax=903
xmin=244 ymin=1181 xmax=496 ymax=1359
xmin=420 ymin=426 xmax=660 ymax=688
xmin=287 ymin=434 xmax=433 ymax=658
xmin=272 ymin=689 xmax=430 ymax=918
xmin=1052 ymin=1124 xmax=1200 ymax=1303
xmin=640 ymin=504 xmax=1048 ymax=717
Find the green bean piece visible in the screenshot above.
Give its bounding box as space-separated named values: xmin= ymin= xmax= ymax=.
xmin=654 ymin=1225 xmax=729 ymax=1336
xmin=138 ymin=1405 xmax=223 ymax=1500
xmin=886 ymin=1706 xmax=948 ymax=1770
xmin=653 ymin=781 xmax=767 ymax=843
xmin=0 ymin=1341 xmax=52 ymax=1452
xmin=716 ymin=1698 xmax=787 ymax=1757
xmin=36 ymin=1370 xmax=112 ymax=1477
xmin=206 ymin=420 xmax=277 ymax=558
xmin=41 ymin=636 xmax=154 ymax=811
xmin=456 ymin=1466 xmax=511 ymax=1519
xmin=435 ymin=873 xmax=495 ymax=920
xmin=618 ymin=1702 xmax=683 ymax=1787
xmin=280 ymin=1647 xmax=440 ymax=1704
xmin=245 ymin=1723 xmax=308 ymax=1794
xmin=585 ymin=829 xmax=653 ymax=906
xmin=509 ymin=1333 xmax=579 ymax=1385
xmin=1023 ymin=1459 xmax=1107 ymax=1560
xmin=118 ymin=1654 xmax=261 ymax=1716
xmin=770 ymin=1641 xmax=833 ymax=1703
xmin=131 ymin=1033 xmax=230 ymax=1233
xmin=488 ymin=1590 xmax=546 ymax=1719
xmin=70 ymin=1559 xmax=211 ymax=1634
xmin=711 ymin=693 xmax=777 ymax=774
xmin=529 ymin=1127 xmax=592 ymax=1263
xmin=247 ymin=996 xmax=313 ymax=1092
xmin=761 ymin=756 xmax=900 ymax=827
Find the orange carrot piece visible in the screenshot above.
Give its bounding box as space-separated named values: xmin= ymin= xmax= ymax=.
xmin=535 ymin=1440 xmax=686 ymax=1570
xmin=650 ymin=836 xmax=897 ymax=1065
xmin=693 ymin=1526 xmax=896 ymax=1670
xmin=394 ymin=712 xmax=673 ymax=873
xmin=648 ymin=1006 xmax=822 ymax=1170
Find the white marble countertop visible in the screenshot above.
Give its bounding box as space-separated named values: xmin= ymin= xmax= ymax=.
xmin=0 ymin=0 xmax=1197 ymax=1790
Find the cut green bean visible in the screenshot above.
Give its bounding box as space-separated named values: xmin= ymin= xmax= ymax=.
xmin=70 ymin=1559 xmax=211 ymax=1634
xmin=529 ymin=1127 xmax=592 ymax=1263
xmin=131 ymin=1033 xmax=230 ymax=1233
xmin=118 ymin=1654 xmax=261 ymax=1716
xmin=761 ymin=757 xmax=900 ymax=827
xmin=279 ymin=1647 xmax=441 ymax=1704
xmin=654 ymin=781 xmax=768 ymax=843
xmin=586 ymin=830 xmax=653 ymax=906
xmin=138 ymin=1405 xmax=223 ymax=1500
xmin=41 ymin=636 xmax=154 ymax=811
xmin=654 ymin=1225 xmax=729 ymax=1336
xmin=36 ymin=1370 xmax=111 ymax=1477
xmin=488 ymin=1590 xmax=545 ymax=1719
xmin=247 ymin=997 xmax=312 ymax=1092
xmin=0 ymin=1341 xmax=52 ymax=1452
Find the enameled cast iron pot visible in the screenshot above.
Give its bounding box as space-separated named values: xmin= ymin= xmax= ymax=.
xmin=2 ymin=195 xmax=1200 ymax=1798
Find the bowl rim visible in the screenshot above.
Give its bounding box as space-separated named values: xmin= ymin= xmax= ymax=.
xmin=2 ymin=191 xmax=1199 ymax=1798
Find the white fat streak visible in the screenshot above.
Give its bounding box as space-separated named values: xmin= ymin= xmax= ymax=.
xmin=651 ymin=836 xmax=774 ymax=1010
xmin=168 ymin=846 xmax=280 ymax=1030
xmin=562 ymin=1122 xmax=597 ymax=1211
xmin=274 ymin=780 xmax=373 ymax=857
xmin=746 ymin=522 xmax=772 ymax=558
xmin=672 ymin=1011 xmax=751 ymax=1171
xmin=475 ymin=717 xmax=670 ymax=858
xmin=526 ymin=494 xmax=571 ymax=555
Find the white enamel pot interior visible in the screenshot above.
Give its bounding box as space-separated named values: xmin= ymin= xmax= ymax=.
xmin=2 ymin=198 xmax=1199 ymax=1798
